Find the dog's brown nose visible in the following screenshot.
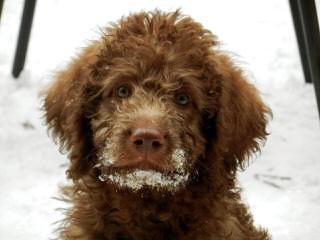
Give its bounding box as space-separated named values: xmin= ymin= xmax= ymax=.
xmin=130 ymin=128 xmax=165 ymax=152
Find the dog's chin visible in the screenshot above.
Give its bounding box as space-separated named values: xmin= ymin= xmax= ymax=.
xmin=96 ymin=147 xmax=193 ymax=192
xmin=98 ymin=167 xmax=190 ymax=193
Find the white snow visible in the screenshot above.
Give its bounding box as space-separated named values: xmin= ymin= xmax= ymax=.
xmin=99 ymin=169 xmax=189 ymax=192
xmin=1 ymin=0 xmax=320 ymax=239
xmin=98 ymin=148 xmax=189 ymax=191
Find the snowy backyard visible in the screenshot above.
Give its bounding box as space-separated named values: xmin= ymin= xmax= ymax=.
xmin=1 ymin=0 xmax=320 ymax=239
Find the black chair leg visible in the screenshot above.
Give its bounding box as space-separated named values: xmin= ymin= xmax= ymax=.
xmin=0 ymin=0 xmax=4 ymax=23
xmin=12 ymin=0 xmax=36 ymax=78
xmin=289 ymin=0 xmax=320 ymax=117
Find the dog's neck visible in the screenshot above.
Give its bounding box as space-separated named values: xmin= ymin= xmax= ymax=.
xmin=66 ymin=157 xmax=232 ymax=240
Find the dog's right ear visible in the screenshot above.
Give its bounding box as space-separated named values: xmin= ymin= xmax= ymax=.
xmin=42 ymin=43 xmax=100 ymax=180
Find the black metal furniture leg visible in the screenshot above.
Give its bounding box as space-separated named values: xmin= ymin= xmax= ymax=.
xmin=289 ymin=0 xmax=320 ymax=117
xmin=12 ymin=0 xmax=36 ymax=78
xmin=0 ymin=0 xmax=4 ymax=23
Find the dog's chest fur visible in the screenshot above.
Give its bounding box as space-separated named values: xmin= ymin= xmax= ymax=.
xmin=66 ymin=178 xmax=225 ymax=240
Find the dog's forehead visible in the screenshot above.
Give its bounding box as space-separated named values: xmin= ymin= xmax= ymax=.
xmin=105 ymin=52 xmax=205 ymax=90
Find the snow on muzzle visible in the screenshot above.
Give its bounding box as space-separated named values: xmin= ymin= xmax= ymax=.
xmin=96 ymin=148 xmax=190 ymax=192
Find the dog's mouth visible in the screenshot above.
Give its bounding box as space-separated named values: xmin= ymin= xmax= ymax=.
xmin=98 ymin=168 xmax=190 ymax=192
xmin=95 ymin=148 xmax=191 ymax=192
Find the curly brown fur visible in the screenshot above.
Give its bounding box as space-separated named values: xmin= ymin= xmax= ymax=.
xmin=43 ymin=10 xmax=271 ymax=240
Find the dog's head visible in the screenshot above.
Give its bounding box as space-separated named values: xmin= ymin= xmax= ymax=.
xmin=43 ymin=10 xmax=270 ymax=193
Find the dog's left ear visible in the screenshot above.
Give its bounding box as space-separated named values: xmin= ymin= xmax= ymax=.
xmin=211 ymin=54 xmax=271 ymax=173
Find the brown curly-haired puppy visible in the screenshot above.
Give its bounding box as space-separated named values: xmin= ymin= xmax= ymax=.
xmin=43 ymin=10 xmax=271 ymax=240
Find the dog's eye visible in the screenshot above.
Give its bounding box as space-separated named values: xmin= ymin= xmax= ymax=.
xmin=175 ymin=94 xmax=190 ymax=106
xmin=116 ymin=86 xmax=131 ymax=98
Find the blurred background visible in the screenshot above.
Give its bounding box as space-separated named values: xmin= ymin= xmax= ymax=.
xmin=0 ymin=0 xmax=319 ymax=239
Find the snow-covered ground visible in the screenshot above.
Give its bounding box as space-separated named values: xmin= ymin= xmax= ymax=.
xmin=1 ymin=0 xmax=320 ymax=239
